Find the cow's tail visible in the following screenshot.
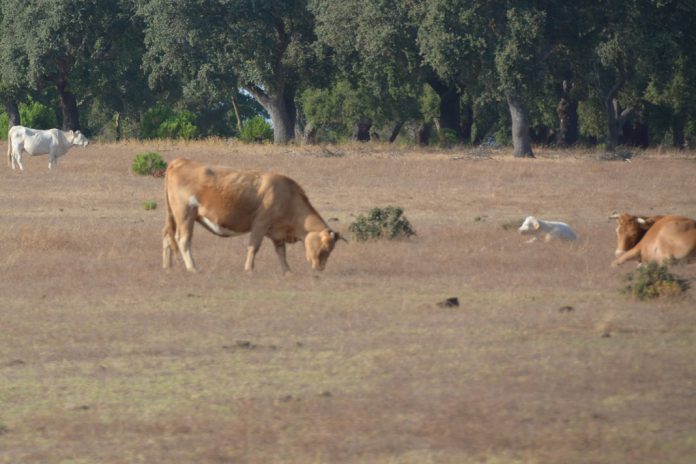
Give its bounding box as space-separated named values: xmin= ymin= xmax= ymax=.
xmin=162 ymin=167 xmax=179 ymax=266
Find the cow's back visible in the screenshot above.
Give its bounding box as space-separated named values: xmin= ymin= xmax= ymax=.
xmin=165 ymin=158 xmax=310 ymax=233
xmin=642 ymin=215 xmax=696 ymax=262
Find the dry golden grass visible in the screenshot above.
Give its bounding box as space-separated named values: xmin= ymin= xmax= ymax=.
xmin=1 ymin=140 xmax=696 ymax=463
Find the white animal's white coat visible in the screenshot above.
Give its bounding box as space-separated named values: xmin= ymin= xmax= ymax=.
xmin=7 ymin=125 xmax=89 ymax=171
xmin=518 ymin=216 xmax=577 ymax=242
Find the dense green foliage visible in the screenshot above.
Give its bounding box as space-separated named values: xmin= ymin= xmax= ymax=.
xmin=622 ymin=263 xmax=690 ymax=301
xmin=132 ymin=152 xmax=167 ymax=176
xmin=141 ymin=105 xmax=198 ymax=140
xmin=239 ymin=116 xmax=274 ymax=143
xmin=0 ymin=1 xmax=693 ymax=148
xmin=349 ymin=207 xmax=416 ymax=241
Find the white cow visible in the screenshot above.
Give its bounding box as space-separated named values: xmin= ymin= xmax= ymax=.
xmin=518 ymin=216 xmax=577 ymax=242
xmin=7 ymin=125 xmax=89 ymax=171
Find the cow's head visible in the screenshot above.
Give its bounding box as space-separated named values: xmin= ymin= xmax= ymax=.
xmin=518 ymin=216 xmax=539 ymax=235
xmin=610 ymin=213 xmax=661 ymax=257
xmin=67 ymin=130 xmax=89 ymax=147
xmin=305 ymin=229 xmax=343 ymax=271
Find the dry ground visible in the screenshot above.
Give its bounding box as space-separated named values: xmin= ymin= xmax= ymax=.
xmin=1 ymin=140 xmax=696 ymax=463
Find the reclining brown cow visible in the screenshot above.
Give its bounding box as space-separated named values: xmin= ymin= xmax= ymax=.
xmin=163 ymin=158 xmax=343 ymax=274
xmin=611 ymin=213 xmax=696 ymax=266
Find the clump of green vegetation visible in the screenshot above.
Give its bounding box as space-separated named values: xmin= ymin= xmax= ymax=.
xmin=437 ymin=128 xmax=459 ymax=148
xmin=348 ymin=206 xmax=416 ymax=242
xmin=621 ymin=262 xmax=690 ymax=300
xmin=132 ymin=152 xmax=167 ymax=176
xmin=143 ymin=200 xmax=158 ymax=211
xmin=240 ymin=115 xmax=274 ymax=143
xmin=141 ymin=104 xmax=198 ymax=140
xmin=501 ymin=218 xmax=524 ymax=231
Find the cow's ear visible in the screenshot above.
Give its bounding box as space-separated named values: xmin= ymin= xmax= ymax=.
xmin=533 ymin=219 xmax=540 ymax=230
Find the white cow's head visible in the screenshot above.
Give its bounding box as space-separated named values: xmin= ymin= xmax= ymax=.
xmin=67 ymin=130 xmax=89 ymax=147
xmin=518 ymin=216 xmax=539 ymax=235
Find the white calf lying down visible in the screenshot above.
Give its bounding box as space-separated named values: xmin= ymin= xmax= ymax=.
xmin=518 ymin=216 xmax=577 ymax=242
xmin=7 ymin=125 xmax=89 ymax=171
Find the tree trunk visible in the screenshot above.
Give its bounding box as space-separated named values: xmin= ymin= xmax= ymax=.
xmin=114 ymin=112 xmax=121 ymax=141
xmin=4 ymin=100 xmax=20 ymax=128
xmin=672 ymin=113 xmax=685 ymax=149
xmin=427 ymin=77 xmax=463 ymax=141
xmin=57 ymin=85 xmax=81 ymax=131
xmin=388 ymin=121 xmax=403 ymax=143
xmin=303 ymin=122 xmax=317 ymax=145
xmin=506 ymin=93 xmax=534 ymax=158
xmin=267 ymin=95 xmax=296 ymax=144
xmin=245 ymin=84 xmax=297 ymax=144
xmin=352 ymin=118 xmax=372 ymax=142
xmin=605 ymin=97 xmax=620 ymax=151
xmin=416 ymin=122 xmax=431 ymax=147
xmin=460 ymin=103 xmax=473 ymax=144
xmin=230 ymin=94 xmax=243 ymax=135
xmin=556 ymin=80 xmax=578 ymax=146
xmin=604 ymin=81 xmax=633 ymax=152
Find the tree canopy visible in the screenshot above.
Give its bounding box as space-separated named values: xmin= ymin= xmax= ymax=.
xmin=0 ymin=0 xmax=694 ymax=149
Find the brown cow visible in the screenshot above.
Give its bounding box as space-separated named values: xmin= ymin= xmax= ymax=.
xmin=611 ymin=213 xmax=696 ymax=266
xmin=610 ymin=213 xmax=664 ymax=258
xmin=163 ymin=158 xmax=343 ymax=273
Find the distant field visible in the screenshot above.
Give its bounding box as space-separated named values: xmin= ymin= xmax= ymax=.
xmin=1 ymin=141 xmax=696 ymax=463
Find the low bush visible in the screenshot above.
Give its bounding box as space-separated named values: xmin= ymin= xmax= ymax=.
xmin=132 ymin=152 xmax=167 ymax=176
xmin=621 ymin=262 xmax=690 ymax=300
xmin=240 ymin=115 xmax=274 ymax=143
xmin=141 ymin=104 xmax=198 ymax=140
xmin=348 ymin=206 xmax=416 ymax=241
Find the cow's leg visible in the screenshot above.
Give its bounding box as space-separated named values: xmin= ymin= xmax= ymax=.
xmin=612 ymin=246 xmax=641 ymax=267
xmin=162 ymin=228 xmax=177 ymax=269
xmin=177 ymin=216 xmax=197 ymax=272
xmin=171 ymin=202 xmax=197 ymax=272
xmin=11 ymin=144 xmax=23 ymax=171
xmin=244 ymin=228 xmax=266 ymax=272
xmin=273 ymin=240 xmax=291 ymax=274
xmin=48 ymin=151 xmax=58 ymax=169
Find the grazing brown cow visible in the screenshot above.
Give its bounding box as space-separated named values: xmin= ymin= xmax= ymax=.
xmin=163 ymin=158 xmax=343 ymax=273
xmin=611 ymin=213 xmax=696 ymax=266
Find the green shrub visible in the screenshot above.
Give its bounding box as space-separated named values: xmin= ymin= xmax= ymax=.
xmin=437 ymin=128 xmax=459 ymax=148
xmin=141 ymin=104 xmax=198 ymax=140
xmin=132 ymin=152 xmax=167 ymax=176
xmin=143 ymin=200 xmax=158 ymax=211
xmin=240 ymin=115 xmax=274 ymax=143
xmin=348 ymin=206 xmax=416 ymax=242
xmin=621 ymin=262 xmax=690 ymax=300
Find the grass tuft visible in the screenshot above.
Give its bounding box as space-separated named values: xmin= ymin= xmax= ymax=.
xmin=143 ymin=200 xmax=158 ymax=211
xmin=621 ymin=262 xmax=690 ymax=300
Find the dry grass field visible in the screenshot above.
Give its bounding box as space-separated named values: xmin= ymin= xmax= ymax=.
xmin=1 ymin=140 xmax=696 ymax=463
